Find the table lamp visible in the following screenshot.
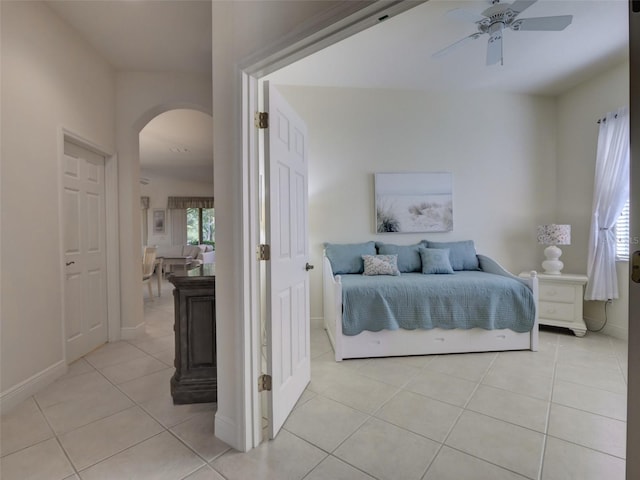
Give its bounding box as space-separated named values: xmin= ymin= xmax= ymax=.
xmin=537 ymin=224 xmax=571 ymax=275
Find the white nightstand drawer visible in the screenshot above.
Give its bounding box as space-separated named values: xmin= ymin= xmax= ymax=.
xmin=539 ymin=301 xmax=575 ymax=322
xmin=539 ymin=284 xmax=575 ymax=303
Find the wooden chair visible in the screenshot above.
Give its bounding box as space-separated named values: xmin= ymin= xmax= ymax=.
xmin=142 ymin=246 xmax=158 ymax=299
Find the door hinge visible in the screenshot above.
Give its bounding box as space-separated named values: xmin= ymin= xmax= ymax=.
xmin=257 ymin=244 xmax=271 ymax=261
xmin=258 ymin=374 xmax=272 ymax=392
xmin=255 ymin=112 xmax=269 ymax=129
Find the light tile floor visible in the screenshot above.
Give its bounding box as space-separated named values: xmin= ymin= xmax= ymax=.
xmin=1 ymin=276 xmax=629 ymax=480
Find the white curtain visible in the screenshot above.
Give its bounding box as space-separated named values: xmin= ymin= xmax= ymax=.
xmin=585 ymin=106 xmax=629 ymax=301
xmin=170 ymin=209 xmax=187 ymax=246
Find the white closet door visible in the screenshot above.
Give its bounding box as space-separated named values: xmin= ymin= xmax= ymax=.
xmin=62 ymin=140 xmax=108 ymax=362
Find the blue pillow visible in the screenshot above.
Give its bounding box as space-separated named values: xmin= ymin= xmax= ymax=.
xmin=425 ymin=240 xmax=479 ymax=271
xmin=324 ymin=241 xmax=376 ymax=274
xmin=419 ymin=248 xmax=454 ymax=274
xmin=375 ymin=242 xmax=423 ymax=273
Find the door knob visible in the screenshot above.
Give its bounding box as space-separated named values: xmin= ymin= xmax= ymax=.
xmin=305 ymin=263 xmax=314 ymax=271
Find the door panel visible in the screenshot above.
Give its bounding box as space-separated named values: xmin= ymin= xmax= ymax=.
xmin=62 ymin=140 xmax=108 ymax=362
xmin=265 ymin=82 xmax=311 ymax=438
xmin=628 ymin=3 xmax=640 ymax=477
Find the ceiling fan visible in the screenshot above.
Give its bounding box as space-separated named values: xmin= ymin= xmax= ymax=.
xmin=433 ymin=0 xmax=573 ymax=66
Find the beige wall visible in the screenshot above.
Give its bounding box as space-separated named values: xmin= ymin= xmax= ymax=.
xmin=276 ymin=86 xmax=557 ymax=321
xmin=556 ymin=60 xmax=630 ymax=339
xmin=115 ymin=72 xmax=212 ymax=339
xmin=0 ymin=1 xmax=115 ymax=396
xmin=211 ymin=0 xmax=349 ymax=451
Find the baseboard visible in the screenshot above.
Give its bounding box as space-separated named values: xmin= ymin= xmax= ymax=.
xmin=120 ymin=322 xmax=146 ymax=340
xmin=0 ymin=360 xmax=67 ymax=415
xmin=311 ymin=316 xmax=323 ymax=330
xmin=602 ymin=323 xmax=628 ymax=341
xmin=215 ymin=412 xmax=245 ymax=451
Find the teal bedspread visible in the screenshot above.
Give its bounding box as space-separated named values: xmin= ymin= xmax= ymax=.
xmin=340 ymin=271 xmax=536 ymax=336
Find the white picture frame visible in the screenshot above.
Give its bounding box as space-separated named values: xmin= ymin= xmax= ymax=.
xmin=375 ymin=172 xmax=453 ymax=233
xmin=153 ymin=209 xmax=166 ymax=234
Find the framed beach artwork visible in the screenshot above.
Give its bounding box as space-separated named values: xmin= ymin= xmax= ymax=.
xmin=153 ymin=209 xmax=166 ymax=234
xmin=375 ymin=172 xmax=453 ymax=233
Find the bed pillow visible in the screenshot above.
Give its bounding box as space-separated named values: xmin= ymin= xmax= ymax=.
xmin=324 ymin=241 xmax=376 ymax=274
xmin=419 ymin=248 xmax=454 ymax=274
xmin=375 ymin=242 xmax=423 ymax=273
xmin=425 ymin=240 xmax=480 ymax=271
xmin=362 ymin=254 xmax=401 ymax=276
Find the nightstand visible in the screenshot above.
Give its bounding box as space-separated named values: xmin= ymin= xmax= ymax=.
xmin=519 ymin=272 xmax=588 ymax=337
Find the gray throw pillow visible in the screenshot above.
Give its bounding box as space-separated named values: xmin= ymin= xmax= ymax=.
xmin=362 ymin=254 xmax=401 ymax=276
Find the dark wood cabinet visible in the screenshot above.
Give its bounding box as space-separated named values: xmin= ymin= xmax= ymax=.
xmin=169 ymin=264 xmax=217 ymax=404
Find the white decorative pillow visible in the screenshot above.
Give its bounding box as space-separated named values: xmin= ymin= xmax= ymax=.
xmin=362 ymin=254 xmax=401 ymax=276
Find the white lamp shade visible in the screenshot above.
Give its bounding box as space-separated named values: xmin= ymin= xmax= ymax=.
xmin=537 ymin=224 xmax=571 ymax=246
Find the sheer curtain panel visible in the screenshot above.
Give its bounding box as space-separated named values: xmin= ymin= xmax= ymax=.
xmin=170 ymin=209 xmax=188 ymax=246
xmin=585 ymin=106 xmax=630 ymax=300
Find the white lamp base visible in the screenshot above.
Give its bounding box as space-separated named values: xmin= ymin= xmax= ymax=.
xmin=542 ymin=245 xmax=564 ymax=275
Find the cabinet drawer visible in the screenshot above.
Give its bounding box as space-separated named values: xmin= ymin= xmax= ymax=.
xmin=539 ymin=284 xmax=575 ymax=303
xmin=539 ymin=301 xmax=575 ymax=322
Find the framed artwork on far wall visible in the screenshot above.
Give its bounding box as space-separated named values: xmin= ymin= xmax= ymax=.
xmin=375 ymin=172 xmax=453 ymax=233
xmin=153 ymin=209 xmax=166 ymax=234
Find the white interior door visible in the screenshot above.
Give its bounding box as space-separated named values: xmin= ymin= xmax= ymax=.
xmin=264 ymin=82 xmax=311 ymax=438
xmin=62 ymin=140 xmax=108 ymax=362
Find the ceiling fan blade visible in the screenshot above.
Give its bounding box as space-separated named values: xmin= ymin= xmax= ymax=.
xmin=509 ymin=0 xmax=538 ymax=15
xmin=445 ymin=8 xmax=485 ymax=24
xmin=432 ymin=33 xmax=482 ymax=58
xmin=511 ymin=15 xmax=573 ymax=31
xmin=486 ymin=31 xmax=503 ymax=66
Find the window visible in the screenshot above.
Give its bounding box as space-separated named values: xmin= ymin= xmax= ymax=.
xmin=187 ymin=208 xmax=215 ymax=246
xmin=616 ymin=199 xmax=630 ymax=260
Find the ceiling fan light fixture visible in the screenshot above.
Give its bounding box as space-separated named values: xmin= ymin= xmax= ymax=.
xmin=433 ymin=0 xmax=573 ymax=66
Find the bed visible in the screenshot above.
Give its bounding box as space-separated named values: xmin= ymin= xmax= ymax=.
xmin=322 ymin=241 xmax=539 ymax=361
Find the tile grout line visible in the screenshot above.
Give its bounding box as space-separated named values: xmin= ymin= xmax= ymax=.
xmin=31 ymin=395 xmax=80 ymax=479
xmin=418 ymin=352 xmax=500 ymax=479
xmin=537 ymin=331 xmax=560 ymax=480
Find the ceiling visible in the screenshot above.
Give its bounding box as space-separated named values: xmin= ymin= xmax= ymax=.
xmin=139 ymin=109 xmax=213 ymax=183
xmin=47 ymin=0 xmax=212 ymax=74
xmin=46 ymin=0 xmax=628 ymax=184
xmin=47 ymin=0 xmax=214 ymax=184
xmin=268 ymin=0 xmax=629 ymax=95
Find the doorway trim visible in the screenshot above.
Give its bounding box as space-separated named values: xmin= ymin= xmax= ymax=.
xmin=58 ymin=127 xmax=121 ymax=360
xmin=238 ymin=0 xmax=426 ymax=449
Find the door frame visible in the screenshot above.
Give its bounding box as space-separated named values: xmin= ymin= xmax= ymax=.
xmin=57 ymin=127 xmax=121 ymax=364
xmin=239 ymin=0 xmax=425 ymax=449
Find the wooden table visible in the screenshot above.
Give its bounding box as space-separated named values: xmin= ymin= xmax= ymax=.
xmin=153 ymin=258 xmax=163 ymax=296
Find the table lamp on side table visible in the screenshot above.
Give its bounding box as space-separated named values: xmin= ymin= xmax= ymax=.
xmin=537 ymin=224 xmax=571 ymax=275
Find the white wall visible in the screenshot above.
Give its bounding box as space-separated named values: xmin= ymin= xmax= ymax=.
xmin=277 ymin=86 xmax=557 ymax=320
xmin=140 ymin=175 xmax=213 ymax=247
xmin=0 ymin=1 xmax=115 ymax=401
xmin=556 ymin=60 xmax=629 ymax=339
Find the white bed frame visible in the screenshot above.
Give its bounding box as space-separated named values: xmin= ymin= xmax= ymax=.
xmin=323 ymin=254 xmax=539 ymax=361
